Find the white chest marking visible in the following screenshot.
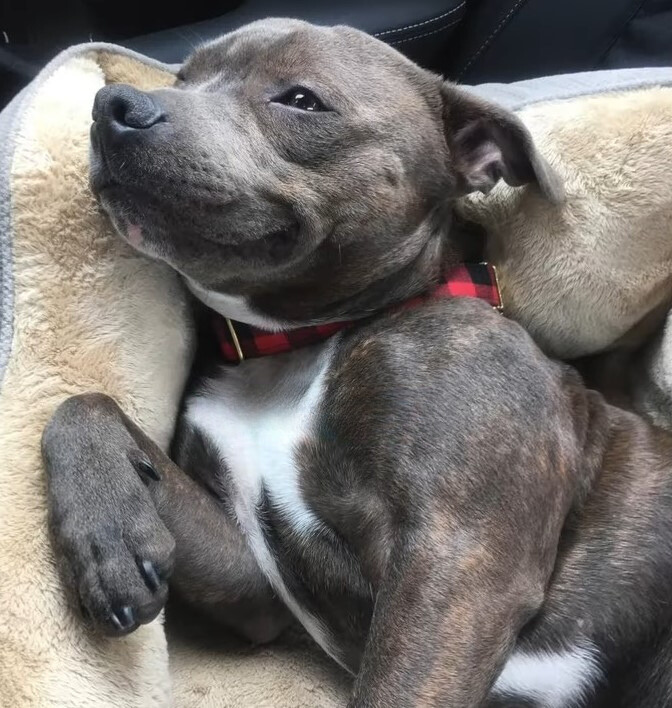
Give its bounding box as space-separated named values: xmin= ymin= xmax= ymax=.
xmin=185 ymin=341 xmax=348 ymax=669
xmin=493 ymin=644 xmax=602 ymax=707
xmin=185 ymin=279 xmax=290 ymax=331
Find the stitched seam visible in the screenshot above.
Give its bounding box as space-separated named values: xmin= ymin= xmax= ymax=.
xmin=456 ymin=0 xmax=529 ymax=79
xmin=595 ymin=0 xmax=648 ymax=67
xmin=374 ymin=2 xmax=466 ymax=38
xmin=389 ymin=17 xmax=463 ymax=45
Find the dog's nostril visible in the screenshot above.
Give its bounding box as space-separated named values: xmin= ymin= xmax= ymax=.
xmin=110 ymin=96 xmax=130 ymax=126
xmin=94 ymin=84 xmax=166 ymax=131
xmin=112 ymin=94 xmax=165 ymax=131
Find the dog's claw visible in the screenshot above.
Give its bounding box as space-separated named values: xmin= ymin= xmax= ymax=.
xmin=136 ymin=458 xmax=161 ymax=482
xmin=111 ymin=605 xmax=136 ymax=632
xmin=141 ymin=559 xmax=161 ymax=592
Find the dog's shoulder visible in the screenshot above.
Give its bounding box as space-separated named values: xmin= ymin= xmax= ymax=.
xmin=330 ymin=297 xmax=561 ymax=406
xmin=321 ymin=297 xmax=582 ymax=479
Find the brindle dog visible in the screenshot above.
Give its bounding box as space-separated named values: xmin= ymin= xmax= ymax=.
xmin=43 ymin=19 xmax=672 ymax=707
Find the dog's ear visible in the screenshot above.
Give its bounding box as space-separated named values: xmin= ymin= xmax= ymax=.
xmin=441 ymin=83 xmax=564 ymax=203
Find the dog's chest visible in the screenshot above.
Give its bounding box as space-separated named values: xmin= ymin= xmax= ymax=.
xmin=183 ymin=341 xmax=345 ymax=660
xmin=186 ymin=343 xmax=334 ymax=533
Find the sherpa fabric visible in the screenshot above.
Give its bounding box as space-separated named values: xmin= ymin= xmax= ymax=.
xmin=2 ymin=40 xmax=672 ymax=708
xmin=0 ymin=49 xmax=187 ymax=708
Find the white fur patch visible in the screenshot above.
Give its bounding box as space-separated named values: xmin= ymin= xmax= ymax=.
xmin=494 ymin=645 xmax=602 ymax=707
xmin=185 ymin=279 xmax=290 ymax=331
xmin=185 ymin=341 xmax=347 ymax=668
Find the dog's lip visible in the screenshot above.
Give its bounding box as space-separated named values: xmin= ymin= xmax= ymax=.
xmin=197 ymin=227 xmax=302 ymax=262
xmin=90 ymin=165 xmax=304 ymax=261
xmin=198 ymin=229 xmax=264 ymax=248
xmin=90 ymin=171 xmax=118 ymax=198
xmin=89 ymin=124 xmax=116 ymax=194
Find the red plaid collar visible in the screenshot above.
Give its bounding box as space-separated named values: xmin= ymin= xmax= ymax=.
xmin=214 ymin=263 xmax=502 ymax=364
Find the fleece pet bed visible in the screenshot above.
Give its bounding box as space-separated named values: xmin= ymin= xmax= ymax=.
xmin=2 ymin=42 xmax=672 ymax=707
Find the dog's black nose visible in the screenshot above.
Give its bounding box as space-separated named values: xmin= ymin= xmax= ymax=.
xmin=93 ymin=84 xmax=165 ymax=131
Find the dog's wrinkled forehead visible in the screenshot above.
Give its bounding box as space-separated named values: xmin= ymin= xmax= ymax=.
xmin=179 ymin=19 xmax=436 ymax=108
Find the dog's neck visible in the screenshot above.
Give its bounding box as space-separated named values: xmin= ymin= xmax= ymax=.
xmin=187 ymin=211 xmax=483 ymax=330
xmin=186 ymin=280 xmax=295 ymax=331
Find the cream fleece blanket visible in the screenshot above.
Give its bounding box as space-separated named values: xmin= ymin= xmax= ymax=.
xmin=2 ymin=43 xmax=672 ymax=707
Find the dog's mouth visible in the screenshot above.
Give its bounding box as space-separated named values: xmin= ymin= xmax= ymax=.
xmin=191 ymin=225 xmax=302 ymax=265
xmin=92 ymin=179 xmax=302 ymax=266
xmin=89 ymin=124 xmax=113 ymax=195
xmin=89 ymin=126 xmax=135 ymax=210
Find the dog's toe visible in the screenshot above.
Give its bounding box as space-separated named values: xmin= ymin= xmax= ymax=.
xmin=134 ymin=455 xmax=162 ymax=483
xmin=56 ymin=498 xmax=174 ymax=636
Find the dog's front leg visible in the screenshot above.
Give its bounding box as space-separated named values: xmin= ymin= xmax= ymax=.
xmin=42 ymin=393 xmax=288 ymax=640
xmin=349 ymin=526 xmax=546 ymax=708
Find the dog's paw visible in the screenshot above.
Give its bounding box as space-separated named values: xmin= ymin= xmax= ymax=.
xmin=54 ymin=474 xmax=175 ymax=636
xmin=43 ymin=394 xmax=177 ymax=636
xmin=48 ymin=445 xmax=175 ymax=636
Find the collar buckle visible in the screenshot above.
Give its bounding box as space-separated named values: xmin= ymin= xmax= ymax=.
xmin=489 ymin=263 xmax=504 ymax=313
xmin=225 ymin=317 xmax=245 ymax=363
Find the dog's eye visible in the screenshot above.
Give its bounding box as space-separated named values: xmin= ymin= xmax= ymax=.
xmin=274 ymin=87 xmax=327 ymax=112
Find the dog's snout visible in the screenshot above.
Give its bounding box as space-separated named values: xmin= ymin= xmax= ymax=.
xmin=93 ymin=84 xmax=165 ymax=132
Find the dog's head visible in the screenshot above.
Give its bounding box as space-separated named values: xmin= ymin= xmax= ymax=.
xmin=91 ymin=18 xmax=561 ymax=324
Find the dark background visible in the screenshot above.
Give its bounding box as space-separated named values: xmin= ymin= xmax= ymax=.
xmin=2 ymin=0 xmax=672 ymax=109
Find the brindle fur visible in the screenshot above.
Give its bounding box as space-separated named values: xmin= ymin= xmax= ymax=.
xmin=44 ymin=301 xmax=672 ymax=706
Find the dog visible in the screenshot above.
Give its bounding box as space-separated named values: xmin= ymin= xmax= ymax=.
xmin=41 ymin=19 xmax=672 ymax=707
